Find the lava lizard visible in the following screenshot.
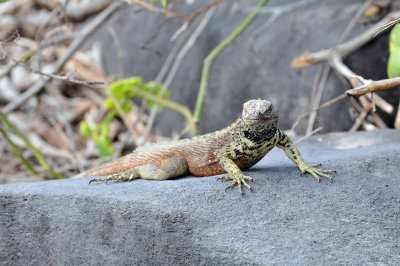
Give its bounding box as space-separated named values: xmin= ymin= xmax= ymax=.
xmin=79 ymin=99 xmax=335 ymax=193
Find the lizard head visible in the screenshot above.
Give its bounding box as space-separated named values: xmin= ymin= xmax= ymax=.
xmin=242 ymin=99 xmax=278 ymax=126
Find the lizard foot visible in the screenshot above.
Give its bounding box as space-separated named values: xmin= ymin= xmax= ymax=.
xmin=218 ymin=174 xmax=253 ymax=194
xmin=89 ymin=169 xmax=138 ymax=184
xmin=300 ymin=163 xmax=336 ymax=182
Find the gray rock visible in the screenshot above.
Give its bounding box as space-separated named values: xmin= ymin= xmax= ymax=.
xmin=90 ymin=0 xmax=400 ymax=136
xmin=1 ymin=129 xmax=399 ymax=265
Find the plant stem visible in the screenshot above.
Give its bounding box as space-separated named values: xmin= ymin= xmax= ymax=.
xmin=129 ymin=87 xmax=196 ymax=130
xmin=0 ymin=128 xmax=38 ymax=174
xmin=193 ymin=0 xmax=269 ymax=135
xmin=0 ymin=112 xmax=65 ymax=179
xmin=0 ymin=49 xmax=37 ymax=79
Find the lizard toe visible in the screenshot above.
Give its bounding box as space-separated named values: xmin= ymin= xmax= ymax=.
xmin=217 ymin=176 xmax=231 ymax=181
xmin=222 ymin=175 xmax=252 ymax=194
xmin=224 ymin=181 xmax=237 ymax=191
xmin=302 ymin=163 xmax=335 ymax=182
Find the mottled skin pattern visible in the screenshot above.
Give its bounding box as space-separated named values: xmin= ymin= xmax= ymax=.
xmin=81 ymin=99 xmax=335 ymax=193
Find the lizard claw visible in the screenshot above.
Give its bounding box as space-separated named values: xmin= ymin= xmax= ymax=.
xmin=88 ymin=171 xmax=138 ymax=184
xmin=218 ymin=175 xmax=253 ymax=194
xmin=89 ymin=178 xmax=107 ymax=184
xmin=300 ymin=163 xmax=335 ymax=182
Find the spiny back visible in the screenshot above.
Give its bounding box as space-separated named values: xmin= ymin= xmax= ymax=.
xmin=77 ymin=118 xmax=240 ymax=177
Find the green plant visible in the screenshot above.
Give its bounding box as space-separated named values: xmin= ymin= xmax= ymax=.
xmin=80 ymin=77 xmax=196 ymax=157
xmin=80 ymin=112 xmax=116 ymax=157
xmin=104 ymin=77 xmax=168 ymax=112
xmin=149 ymin=0 xmax=167 ymax=8
xmin=388 ymin=24 xmax=400 ymax=78
xmin=81 ymin=0 xmax=271 ymax=154
xmin=0 ymin=112 xmax=65 ymax=179
xmin=193 ymin=0 xmax=269 ymax=135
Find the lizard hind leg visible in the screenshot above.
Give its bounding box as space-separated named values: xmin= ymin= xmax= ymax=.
xmin=89 ymin=155 xmax=188 ymax=184
xmin=89 ymin=168 xmax=140 ymax=184
xmin=136 ymin=156 xmax=188 ymax=180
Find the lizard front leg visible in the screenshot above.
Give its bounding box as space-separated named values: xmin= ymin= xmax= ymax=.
xmin=89 ymin=156 xmax=188 ymax=183
xmin=217 ymin=155 xmax=253 ymax=194
xmin=276 ymin=129 xmax=336 ymax=181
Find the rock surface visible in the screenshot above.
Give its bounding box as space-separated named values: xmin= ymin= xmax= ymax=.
xmin=1 ymin=129 xmax=399 ymax=265
xmin=91 ymin=0 xmax=400 ymax=135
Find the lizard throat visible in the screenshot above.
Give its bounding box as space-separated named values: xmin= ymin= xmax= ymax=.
xmin=241 ymin=122 xmax=278 ymax=144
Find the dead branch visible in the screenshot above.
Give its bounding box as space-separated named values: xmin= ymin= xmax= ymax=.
xmin=329 ymin=51 xmax=400 ymax=97
xmin=138 ymin=6 xmax=216 ymax=145
xmin=2 ymin=1 xmax=125 ymax=114
xmin=292 ymin=10 xmax=400 ymax=68
xmin=306 ymin=64 xmax=330 ymax=134
xmin=294 ymin=127 xmax=322 ymax=144
xmin=247 ymin=0 xmax=315 ymax=55
xmin=329 ymin=53 xmax=392 ymax=129
xmin=374 ymin=18 xmax=400 ymax=37
xmin=345 ymin=77 xmax=400 ymax=96
xmin=185 ymin=0 xmax=230 ymax=22
xmin=395 ymin=103 xmax=400 ymax=129
xmin=125 ymin=0 xmax=230 ymax=22
xmin=291 ymin=8 xmax=400 ymax=133
xmin=304 ymin=0 xmax=371 ymax=134
xmin=239 ymin=0 xmax=316 ymax=14
xmin=141 ymin=18 xmax=170 ymax=51
xmin=33 ymin=71 xmax=104 ymax=89
xmin=366 ymin=93 xmax=394 ymax=114
xmin=290 ymin=93 xmax=347 ymax=133
xmin=359 ymin=96 xmax=387 ymax=129
xmin=65 ymin=0 xmax=113 ymax=22
xmin=124 ymin=0 xmax=187 ymax=19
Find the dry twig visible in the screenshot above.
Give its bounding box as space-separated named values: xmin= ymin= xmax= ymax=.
xmin=2 ymin=1 xmax=125 ymax=114
xmin=290 ymin=93 xmax=347 ymax=133
xmin=304 ymin=0 xmax=372 ymax=134
xmin=246 ymin=0 xmax=315 ymax=54
xmin=138 ymin=6 xmax=217 ymax=145
xmin=294 ymin=127 xmax=323 ymax=144
xmin=395 ymin=102 xmax=400 ymax=129
xmin=292 ymin=10 xmax=400 ymax=68
xmin=292 ymin=9 xmax=400 ymax=132
xmin=345 ymin=77 xmax=400 ymax=96
xmin=125 ymin=0 xmax=230 ymax=22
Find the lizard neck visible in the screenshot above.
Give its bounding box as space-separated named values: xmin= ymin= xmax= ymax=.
xmin=238 ymin=118 xmax=278 ymax=144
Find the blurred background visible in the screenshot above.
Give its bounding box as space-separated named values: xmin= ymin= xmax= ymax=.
xmin=0 ymin=0 xmax=399 ymax=183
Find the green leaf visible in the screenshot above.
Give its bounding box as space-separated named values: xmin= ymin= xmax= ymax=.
xmin=95 ymin=139 xmax=115 ymax=157
xmin=80 ymin=120 xmax=115 ymax=157
xmin=80 ymin=121 xmax=91 ymax=136
xmin=107 ymin=78 xmax=170 ymax=112
xmin=141 ymin=81 xmax=170 ymax=110
xmin=81 ymin=76 xmax=175 ymax=156
xmin=388 ymin=50 xmax=400 ymax=78
xmin=389 ymin=24 xmax=400 ymax=53
xmin=0 ymin=0 xmax=9 ymax=3
xmin=105 ymin=77 xmax=143 ymax=113
xmin=161 ymin=0 xmax=167 ymax=8
xmin=388 ymin=24 xmax=400 ymax=78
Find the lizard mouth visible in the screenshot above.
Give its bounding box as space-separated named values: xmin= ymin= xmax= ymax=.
xmin=245 ymin=116 xmax=278 ymax=125
xmin=246 ymin=113 xmax=278 ymax=121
